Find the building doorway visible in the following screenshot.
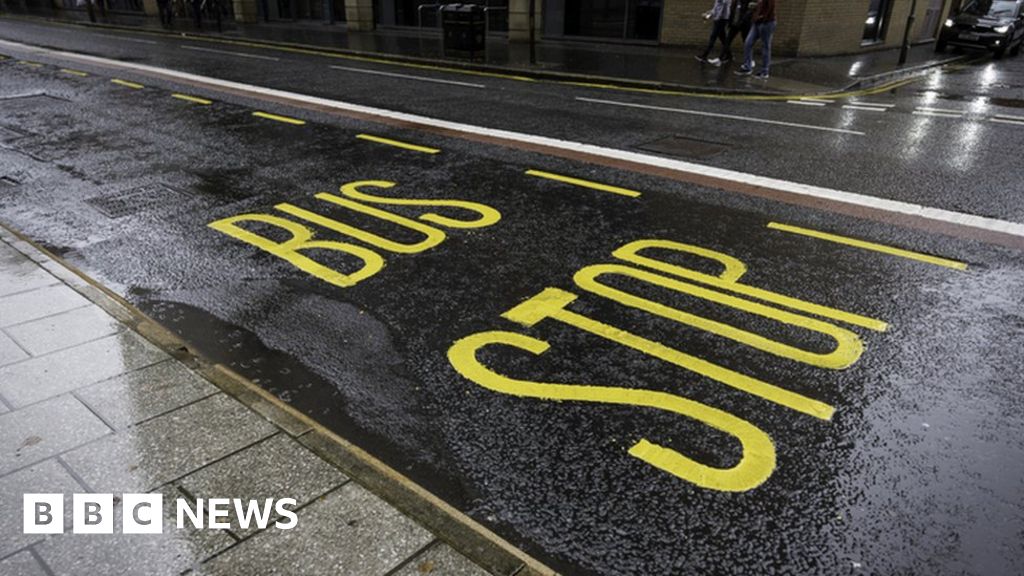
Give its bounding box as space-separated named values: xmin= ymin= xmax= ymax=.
xmin=918 ymin=0 xmax=947 ymax=40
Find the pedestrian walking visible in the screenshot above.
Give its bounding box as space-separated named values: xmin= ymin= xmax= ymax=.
xmin=736 ymin=0 xmax=776 ymax=79
xmin=722 ymin=0 xmax=754 ymax=64
xmin=695 ymin=0 xmax=732 ymax=65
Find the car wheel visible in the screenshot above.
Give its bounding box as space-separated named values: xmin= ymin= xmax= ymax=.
xmin=935 ymin=40 xmax=947 ymax=52
xmin=1011 ymin=41 xmax=1022 ymax=56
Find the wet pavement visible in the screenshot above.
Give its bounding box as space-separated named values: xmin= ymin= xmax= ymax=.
xmin=0 ymin=228 xmax=493 ymax=575
xmin=1 ymin=20 xmax=1024 ymax=576
xmin=2 ymin=8 xmax=964 ymax=94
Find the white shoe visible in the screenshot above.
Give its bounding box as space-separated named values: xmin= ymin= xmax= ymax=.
xmin=708 ymin=57 xmax=721 ymax=66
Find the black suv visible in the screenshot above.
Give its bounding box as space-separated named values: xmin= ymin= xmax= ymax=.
xmin=937 ymin=0 xmax=1024 ymax=58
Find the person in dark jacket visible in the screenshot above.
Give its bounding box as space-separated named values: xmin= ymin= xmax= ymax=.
xmin=696 ymin=0 xmax=732 ymax=64
xmin=722 ymin=0 xmax=754 ymax=63
xmin=736 ymin=0 xmax=776 ymax=79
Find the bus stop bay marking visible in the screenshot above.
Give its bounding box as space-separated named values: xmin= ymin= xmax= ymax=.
xmin=111 ymin=78 xmax=144 ymax=89
xmin=356 ymin=134 xmax=441 ymax=154
xmin=767 ymin=222 xmax=968 ymax=270
xmin=171 ymin=93 xmax=213 ymax=105
xmin=525 ymin=169 xmax=642 ymax=198
xmin=449 ymin=240 xmax=888 ymax=492
xmin=252 ymin=111 xmax=306 ymax=125
xmin=208 ymin=180 xmax=501 ymax=288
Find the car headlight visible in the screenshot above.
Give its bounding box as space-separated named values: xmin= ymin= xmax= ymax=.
xmin=866 ymin=16 xmax=877 ymax=25
xmin=944 ymin=18 xmax=954 ymax=27
xmin=994 ymin=25 xmax=1010 ymax=34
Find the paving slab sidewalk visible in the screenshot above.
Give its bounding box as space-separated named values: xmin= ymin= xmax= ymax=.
xmin=0 ymin=227 xmax=493 ymax=576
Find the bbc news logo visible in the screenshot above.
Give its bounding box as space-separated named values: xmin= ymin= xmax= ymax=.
xmin=24 ymin=494 xmax=298 ymax=534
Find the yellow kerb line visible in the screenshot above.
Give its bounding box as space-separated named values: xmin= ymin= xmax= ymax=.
xmin=60 ymin=68 xmax=89 ymax=77
xmin=171 ymin=93 xmax=213 ymax=105
xmin=111 ymin=78 xmax=144 ymax=89
xmin=252 ymin=111 xmax=306 ymax=125
xmin=767 ymin=222 xmax=968 ymax=271
xmin=355 ymin=134 xmax=440 ymax=154
xmin=18 ymin=61 xmax=43 ymax=67
xmin=525 ymin=169 xmax=642 ymax=198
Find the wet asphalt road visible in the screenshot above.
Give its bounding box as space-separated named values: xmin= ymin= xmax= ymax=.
xmin=1 ymin=19 xmax=1024 ymax=576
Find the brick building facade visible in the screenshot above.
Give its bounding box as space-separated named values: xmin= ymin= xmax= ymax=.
xmin=143 ymin=0 xmax=956 ymax=57
xmin=551 ymin=0 xmax=954 ymax=56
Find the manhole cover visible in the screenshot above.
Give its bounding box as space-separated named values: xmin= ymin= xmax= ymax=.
xmin=635 ymin=135 xmax=730 ymax=159
xmin=86 ymin=184 xmax=188 ymax=218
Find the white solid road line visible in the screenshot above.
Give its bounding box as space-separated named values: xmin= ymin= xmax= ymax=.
xmin=851 ymin=101 xmax=895 ymax=108
xmin=3 ymin=38 xmax=1023 ymax=245
xmin=96 ymin=34 xmax=157 ymax=45
xmin=577 ymin=97 xmax=866 ymax=135
xmin=787 ymin=100 xmax=827 ymax=107
xmin=994 ymin=113 xmax=1024 ymax=121
xmin=990 ymin=118 xmax=1024 ymax=126
xmin=329 ymin=65 xmax=486 ymax=88
xmin=843 ymin=105 xmax=888 ymax=112
xmin=913 ymin=110 xmax=962 ymax=119
xmin=915 ymin=106 xmax=963 ymax=115
xmin=180 ymin=45 xmax=281 ymax=62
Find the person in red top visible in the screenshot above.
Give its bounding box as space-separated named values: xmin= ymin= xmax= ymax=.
xmin=736 ymin=0 xmax=776 ymax=79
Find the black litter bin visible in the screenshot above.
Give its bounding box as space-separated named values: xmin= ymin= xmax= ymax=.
xmin=441 ymin=4 xmax=486 ymax=60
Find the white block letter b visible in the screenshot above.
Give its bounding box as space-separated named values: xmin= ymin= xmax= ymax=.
xmin=24 ymin=494 xmax=64 ymax=534
xmin=73 ymin=494 xmax=114 ymax=534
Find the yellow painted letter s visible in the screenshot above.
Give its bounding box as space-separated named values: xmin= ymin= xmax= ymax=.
xmin=208 ymin=213 xmax=384 ymax=288
xmin=447 ymin=330 xmax=776 ymax=492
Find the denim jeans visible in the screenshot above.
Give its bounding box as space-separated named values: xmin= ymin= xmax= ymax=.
xmin=743 ymin=20 xmax=776 ymax=73
xmin=701 ymin=19 xmax=730 ymax=59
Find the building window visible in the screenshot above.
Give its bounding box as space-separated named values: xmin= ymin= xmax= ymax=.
xmin=545 ymin=0 xmax=662 ymax=41
xmin=862 ymin=0 xmax=893 ymax=43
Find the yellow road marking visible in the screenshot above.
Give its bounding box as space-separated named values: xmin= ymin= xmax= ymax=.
xmin=252 ymin=111 xmax=306 ymax=125
xmin=110 ymin=78 xmax=144 ymax=89
xmin=171 ymin=93 xmax=212 ymax=105
xmin=448 ymin=329 xmax=777 ymax=492
xmin=555 ymin=76 xmax=921 ymax=102
xmin=613 ymin=240 xmax=888 ymax=331
xmin=526 ymin=169 xmax=641 ymax=198
xmin=575 ymin=263 xmax=864 ymax=369
xmin=18 ymin=61 xmax=43 ymax=67
xmin=60 ymin=68 xmax=89 ymax=77
xmin=356 ymin=134 xmax=440 ymax=154
xmin=767 ymin=222 xmax=967 ymax=271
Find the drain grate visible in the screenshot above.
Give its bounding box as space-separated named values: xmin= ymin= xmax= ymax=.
xmin=86 ymin=184 xmax=188 ymax=218
xmin=635 ymin=135 xmax=731 ymax=159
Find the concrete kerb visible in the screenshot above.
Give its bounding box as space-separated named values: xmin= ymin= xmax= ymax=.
xmin=0 ymin=13 xmax=801 ymax=97
xmin=838 ymin=53 xmax=967 ymax=92
xmin=0 ymin=221 xmax=559 ymax=576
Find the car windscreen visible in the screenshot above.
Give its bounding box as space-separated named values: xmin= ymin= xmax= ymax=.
xmin=962 ymin=0 xmax=1018 ymax=18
